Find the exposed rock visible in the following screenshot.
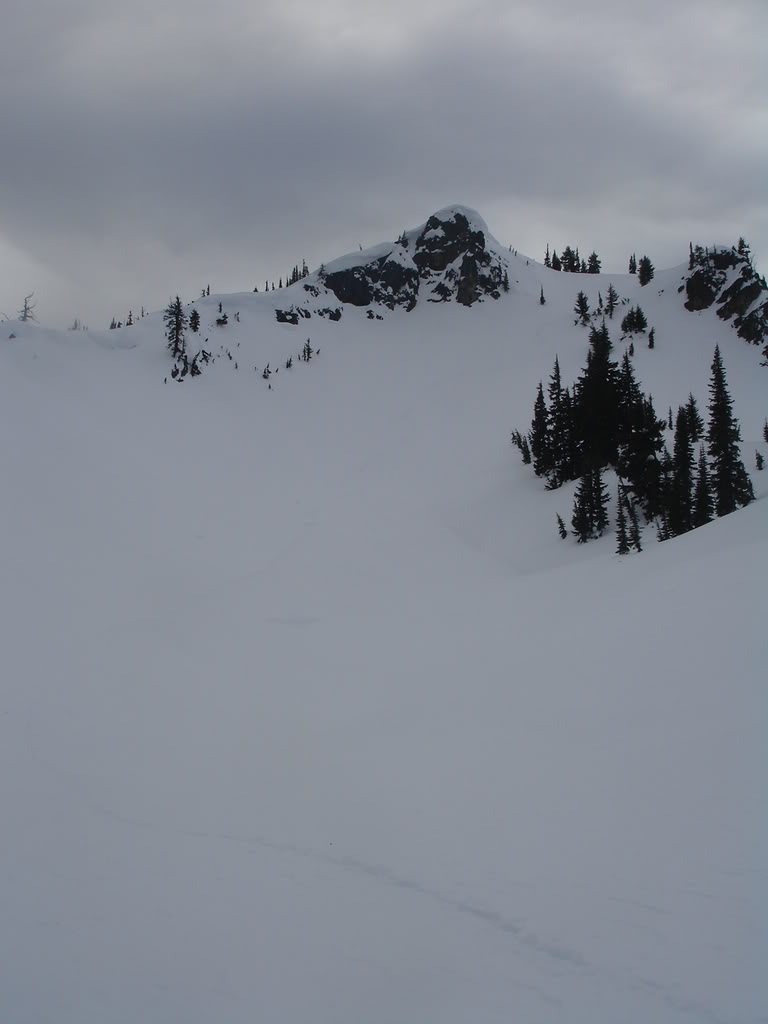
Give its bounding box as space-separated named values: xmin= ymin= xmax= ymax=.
xmin=321 ymin=207 xmax=507 ymax=313
xmin=682 ymin=243 xmax=768 ymax=354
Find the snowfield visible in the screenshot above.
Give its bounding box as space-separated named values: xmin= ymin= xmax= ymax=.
xmin=1 ymin=223 xmax=766 ymax=1023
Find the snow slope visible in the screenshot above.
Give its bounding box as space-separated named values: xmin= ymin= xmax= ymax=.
xmin=1 ymin=220 xmax=766 ymax=1023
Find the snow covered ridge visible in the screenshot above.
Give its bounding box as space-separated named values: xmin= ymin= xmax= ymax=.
xmin=277 ymin=206 xmax=510 ymax=319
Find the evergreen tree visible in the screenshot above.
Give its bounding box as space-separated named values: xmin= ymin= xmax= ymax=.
xmin=692 ymin=447 xmax=714 ymax=527
xmin=551 ymin=250 xmax=561 ymax=272
xmin=626 ymin=494 xmax=643 ymax=551
xmin=689 ymin=242 xmax=694 ymax=271
xmin=539 ymin=285 xmax=546 ymax=305
xmin=684 ymin=393 xmax=704 ymax=442
xmin=546 ymin=357 xmax=568 ymax=487
xmin=163 ymin=296 xmax=187 ymax=358
xmin=573 ymin=321 xmax=620 ymax=471
xmin=544 ymin=244 xmax=551 ymax=268
xmin=574 ymin=290 xmax=590 ymax=325
xmin=634 ymin=306 xmax=648 ymax=331
xmin=561 ymin=245 xmax=577 ymax=272
xmin=628 ymin=253 xmax=637 ymax=274
xmin=648 ymin=327 xmax=655 ymax=349
xmin=520 ymin=436 xmax=531 ymax=464
xmin=502 ymin=269 xmax=510 ymax=292
xmin=668 ymin=406 xmax=674 ymax=430
xmin=556 ymin=513 xmax=568 ymax=539
xmin=669 ymin=407 xmax=694 ymax=536
xmin=571 ymin=476 xmax=591 ymax=542
xmin=706 ymin=345 xmax=754 ymax=515
xmin=529 ymin=382 xmax=552 ymax=478
xmin=763 ymin=418 xmax=768 ymax=443
xmin=637 ymin=255 xmax=655 ymax=286
xmin=756 ymin=451 xmax=765 ymax=471
xmin=605 ymin=283 xmax=619 ymax=319
xmin=189 ymin=308 xmax=201 ymax=333
xmin=580 ymin=259 xmax=588 ymax=274
xmin=126 ymin=310 xmax=133 ymax=326
xmin=591 ymin=467 xmax=610 ymax=536
xmin=615 ymin=486 xmax=629 ymax=553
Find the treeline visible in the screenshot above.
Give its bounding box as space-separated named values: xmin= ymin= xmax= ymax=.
xmin=512 ymin=321 xmax=754 ymax=550
xmin=545 ymin=245 xmax=655 ymax=285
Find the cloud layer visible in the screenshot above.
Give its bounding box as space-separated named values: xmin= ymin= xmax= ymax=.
xmin=1 ymin=0 xmax=766 ymax=326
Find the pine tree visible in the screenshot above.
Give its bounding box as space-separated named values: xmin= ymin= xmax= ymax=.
xmin=573 ymin=321 xmax=620 ymax=471
xmin=763 ymin=418 xmax=768 ymax=443
xmin=668 ymin=406 xmax=674 ymax=430
xmin=706 ymin=345 xmax=754 ymax=516
xmin=634 ymin=306 xmax=648 ymax=331
xmin=529 ymin=383 xmax=552 ymax=478
xmin=626 ymin=495 xmax=643 ymax=551
xmin=615 ymin=486 xmax=630 ymax=553
xmin=502 ymin=269 xmax=510 ymax=292
xmin=551 ymin=250 xmax=561 ymax=272
xmin=520 ymin=436 xmax=531 ymax=464
xmin=574 ymin=290 xmax=590 ymax=325
xmin=163 ymin=296 xmax=188 ymax=358
xmin=756 ymin=451 xmax=765 ymax=471
xmin=126 ymin=310 xmax=133 ymax=326
xmin=648 ymin=327 xmax=655 ymax=349
xmin=556 ymin=513 xmax=568 ymax=539
xmin=544 ymin=244 xmax=551 ymax=268
xmin=546 ymin=356 xmax=573 ymax=487
xmin=669 ymin=407 xmax=694 ymax=536
xmin=684 ymin=393 xmax=704 ymax=442
xmin=692 ymin=447 xmax=713 ymax=527
xmin=689 ymin=242 xmax=694 ymax=271
xmin=605 ymin=283 xmax=619 ymax=319
xmin=591 ymin=467 xmax=609 ymax=536
xmin=189 ymin=308 xmax=200 ymax=333
xmin=539 ymin=285 xmax=546 ymax=305
xmin=571 ymin=476 xmax=591 ymax=542
xmin=637 ymin=255 xmax=655 ymax=286
xmin=628 ymin=253 xmax=637 ymax=274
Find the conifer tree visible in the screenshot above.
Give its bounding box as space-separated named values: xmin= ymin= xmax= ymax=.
xmin=529 ymin=383 xmax=552 ymax=478
xmin=648 ymin=327 xmax=655 ymax=349
xmin=556 ymin=513 xmax=568 ymax=539
xmin=628 ymin=253 xmax=637 ymax=274
xmin=626 ymin=494 xmax=643 ymax=551
xmin=706 ymin=345 xmax=754 ymax=516
xmin=591 ymin=467 xmax=610 ymax=536
xmin=546 ymin=356 xmax=573 ymax=487
xmin=692 ymin=447 xmax=714 ymax=527
xmin=520 ymin=436 xmax=531 ymax=464
xmin=574 ymin=290 xmax=590 ymax=325
xmin=551 ymin=250 xmax=561 ymax=272
xmin=539 ymin=285 xmax=546 ymax=305
xmin=604 ymin=283 xmax=618 ymax=319
xmin=756 ymin=451 xmax=765 ymax=471
xmin=684 ymin=393 xmax=704 ymax=442
xmin=637 ymin=255 xmax=655 ymax=286
xmin=163 ymin=296 xmax=188 ymax=358
xmin=669 ymin=407 xmax=694 ymax=536
xmin=763 ymin=418 xmax=768 ymax=443
xmin=544 ymin=244 xmax=551 ymax=268
xmin=571 ymin=476 xmax=591 ymax=542
xmin=573 ymin=322 xmax=620 ymax=471
xmin=689 ymin=242 xmax=694 ymax=271
xmin=189 ymin=308 xmax=200 ymax=333
xmin=615 ymin=485 xmax=630 ymax=554
xmin=502 ymin=270 xmax=510 ymax=292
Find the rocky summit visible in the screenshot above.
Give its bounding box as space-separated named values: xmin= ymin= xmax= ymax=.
xmin=320 ymin=206 xmax=508 ymax=312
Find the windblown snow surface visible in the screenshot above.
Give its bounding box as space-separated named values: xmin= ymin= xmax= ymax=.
xmin=1 ymin=231 xmax=766 ymax=1023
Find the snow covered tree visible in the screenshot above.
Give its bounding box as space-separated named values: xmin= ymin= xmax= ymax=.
xmin=189 ymin=308 xmax=200 ymax=333
xmin=587 ymin=251 xmax=601 ymax=274
xmin=628 ymin=253 xmax=637 ymax=274
xmin=756 ymin=451 xmax=764 ymax=471
xmin=706 ymin=345 xmax=754 ymax=516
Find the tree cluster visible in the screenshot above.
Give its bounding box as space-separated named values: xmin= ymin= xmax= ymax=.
xmin=544 ymin=245 xmax=601 ymax=274
xmin=512 ymin=329 xmax=754 ymax=551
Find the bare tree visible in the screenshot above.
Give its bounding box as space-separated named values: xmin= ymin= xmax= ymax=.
xmin=18 ymin=293 xmax=37 ymax=322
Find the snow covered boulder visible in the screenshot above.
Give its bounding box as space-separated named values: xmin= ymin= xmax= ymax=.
xmin=323 ymin=244 xmax=420 ymax=311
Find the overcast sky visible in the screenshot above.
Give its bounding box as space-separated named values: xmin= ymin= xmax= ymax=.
xmin=1 ymin=0 xmax=766 ymax=328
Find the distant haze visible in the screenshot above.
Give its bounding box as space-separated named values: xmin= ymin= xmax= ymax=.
xmin=1 ymin=0 xmax=765 ymax=328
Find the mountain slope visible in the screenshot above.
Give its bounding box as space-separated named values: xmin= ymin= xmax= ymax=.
xmin=0 ymin=212 xmax=766 ymax=1024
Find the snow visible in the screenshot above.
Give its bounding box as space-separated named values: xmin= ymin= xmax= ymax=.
xmin=0 ymin=226 xmax=766 ymax=1024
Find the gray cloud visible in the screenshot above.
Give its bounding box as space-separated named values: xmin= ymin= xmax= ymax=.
xmin=1 ymin=0 xmax=766 ymax=326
